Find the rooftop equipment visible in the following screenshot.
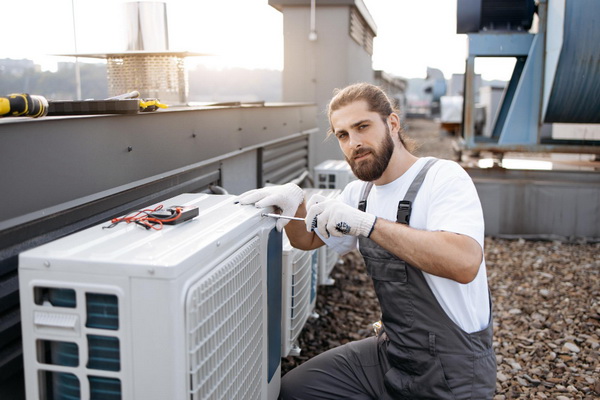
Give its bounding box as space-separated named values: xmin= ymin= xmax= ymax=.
xmin=62 ymin=1 xmax=207 ymax=105
xmin=313 ymin=159 xmax=356 ymax=190
xmin=459 ymin=0 xmax=600 ymax=155
xmin=457 ymin=0 xmax=536 ymax=33
xmin=303 ymin=188 xmax=343 ymax=286
xmin=19 ymin=193 xmax=281 ymax=400
xmin=280 ymin=232 xmax=317 ymax=357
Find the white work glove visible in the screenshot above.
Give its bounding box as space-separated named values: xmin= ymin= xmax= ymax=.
xmin=305 ymin=194 xmax=377 ymax=238
xmin=235 ymin=183 xmax=304 ymax=231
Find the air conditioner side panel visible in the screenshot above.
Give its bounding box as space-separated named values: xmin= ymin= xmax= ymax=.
xmin=18 ymin=269 xmax=133 ymax=400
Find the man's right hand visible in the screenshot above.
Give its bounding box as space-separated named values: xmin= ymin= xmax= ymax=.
xmin=305 ymin=194 xmax=377 ymax=238
xmin=235 ymin=183 xmax=304 ymax=231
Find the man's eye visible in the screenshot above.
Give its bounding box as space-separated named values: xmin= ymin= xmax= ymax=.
xmin=336 ymin=132 xmax=348 ymax=139
xmin=358 ymin=124 xmax=368 ymax=130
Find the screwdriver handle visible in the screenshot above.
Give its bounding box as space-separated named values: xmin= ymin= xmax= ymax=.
xmin=0 ymin=93 xmax=48 ymax=118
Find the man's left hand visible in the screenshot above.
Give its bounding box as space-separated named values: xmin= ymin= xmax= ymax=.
xmin=305 ymin=195 xmax=377 ymax=238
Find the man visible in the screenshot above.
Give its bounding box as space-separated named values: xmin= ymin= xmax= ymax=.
xmin=237 ymin=83 xmax=496 ymax=399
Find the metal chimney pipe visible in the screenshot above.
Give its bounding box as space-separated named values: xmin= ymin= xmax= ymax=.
xmin=126 ymin=1 xmax=169 ymax=51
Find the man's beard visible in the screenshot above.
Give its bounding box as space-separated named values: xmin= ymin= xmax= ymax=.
xmin=345 ymin=128 xmax=395 ymax=182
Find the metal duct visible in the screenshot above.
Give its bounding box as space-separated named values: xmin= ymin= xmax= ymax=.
xmin=457 ymin=0 xmax=536 ymax=33
xmin=126 ymin=1 xmax=169 ymax=51
xmin=480 ymin=0 xmax=536 ymax=31
xmin=544 ymin=0 xmax=600 ymax=123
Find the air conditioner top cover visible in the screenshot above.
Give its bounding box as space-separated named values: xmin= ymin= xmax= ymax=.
xmin=19 ymin=193 xmax=275 ymax=279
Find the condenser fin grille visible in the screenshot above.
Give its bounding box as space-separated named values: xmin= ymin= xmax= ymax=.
xmin=289 ymin=252 xmax=312 ymax=342
xmin=187 ymin=236 xmax=263 ymax=400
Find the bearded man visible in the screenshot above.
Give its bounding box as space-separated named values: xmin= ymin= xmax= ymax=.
xmin=236 ymin=83 xmax=497 ymax=399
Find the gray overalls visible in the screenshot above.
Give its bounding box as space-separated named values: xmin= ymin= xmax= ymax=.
xmin=358 ymin=158 xmax=497 ymax=399
xmin=279 ymin=159 xmax=497 ymax=400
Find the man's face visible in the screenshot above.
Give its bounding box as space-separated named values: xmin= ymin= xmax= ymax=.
xmin=330 ymin=100 xmax=395 ymax=182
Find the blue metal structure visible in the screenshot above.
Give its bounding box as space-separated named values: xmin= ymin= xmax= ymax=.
xmin=461 ymin=0 xmax=600 ymax=154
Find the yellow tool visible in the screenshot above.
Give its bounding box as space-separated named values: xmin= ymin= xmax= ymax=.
xmin=106 ymin=91 xmax=169 ymax=112
xmin=139 ymin=99 xmax=168 ymax=112
xmin=0 ymin=93 xmax=48 ymax=118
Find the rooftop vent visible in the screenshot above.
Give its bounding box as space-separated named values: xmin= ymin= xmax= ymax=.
xmin=103 ymin=1 xmax=187 ymax=104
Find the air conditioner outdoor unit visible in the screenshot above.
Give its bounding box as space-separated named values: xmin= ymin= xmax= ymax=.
xmin=313 ymin=159 xmax=356 ymax=190
xmin=19 ymin=193 xmax=282 ymax=400
xmin=303 ymin=188 xmax=343 ymax=286
xmin=280 ymin=232 xmax=317 ymax=357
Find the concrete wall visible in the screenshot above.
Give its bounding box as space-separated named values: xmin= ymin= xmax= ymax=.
xmin=274 ymin=1 xmax=377 ymax=168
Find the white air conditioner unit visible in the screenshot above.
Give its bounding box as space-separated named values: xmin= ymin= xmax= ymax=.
xmin=19 ymin=193 xmax=282 ymax=400
xmin=303 ymin=188 xmax=343 ymax=286
xmin=280 ymin=232 xmax=317 ymax=357
xmin=313 ymin=159 xmax=356 ymax=190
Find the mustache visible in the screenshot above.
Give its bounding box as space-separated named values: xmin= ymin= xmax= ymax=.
xmin=350 ymin=147 xmax=373 ymax=159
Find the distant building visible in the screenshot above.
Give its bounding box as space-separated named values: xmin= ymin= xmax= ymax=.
xmin=405 ymin=78 xmax=430 ymax=118
xmin=374 ymin=70 xmax=407 ymax=123
xmin=0 ymin=58 xmax=39 ymax=75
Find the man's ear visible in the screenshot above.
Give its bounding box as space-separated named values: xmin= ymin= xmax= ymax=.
xmin=388 ymin=112 xmax=401 ymax=134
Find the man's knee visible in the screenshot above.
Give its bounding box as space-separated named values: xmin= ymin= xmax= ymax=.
xmin=279 ymin=368 xmax=303 ymax=400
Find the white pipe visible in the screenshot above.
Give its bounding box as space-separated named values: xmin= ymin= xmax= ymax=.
xmin=309 ymin=0 xmax=317 ymax=41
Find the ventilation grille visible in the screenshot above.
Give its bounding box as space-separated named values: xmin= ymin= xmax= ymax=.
xmin=32 ymin=287 xmax=122 ymax=400
xmin=186 ymin=236 xmax=264 ymax=400
xmin=261 ymin=137 xmax=309 ymax=186
xmin=302 ymin=188 xmax=342 ymax=286
xmin=319 ymin=246 xmax=339 ymax=285
xmin=288 ymin=250 xmax=312 ymax=346
xmin=325 ymin=247 xmax=338 ymax=275
xmin=350 ymin=7 xmax=374 ymax=55
xmin=310 ymin=251 xmax=318 ymax=305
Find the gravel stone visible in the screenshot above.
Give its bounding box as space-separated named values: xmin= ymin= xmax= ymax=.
xmin=281 ymin=238 xmax=600 ymax=399
xmin=562 ymin=342 xmax=581 ymax=353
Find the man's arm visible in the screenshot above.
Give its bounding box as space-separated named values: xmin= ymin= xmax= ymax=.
xmin=369 ymin=218 xmax=483 ymax=284
xmin=284 ymin=201 xmax=325 ymax=251
xmin=234 ymin=183 xmax=326 ymax=250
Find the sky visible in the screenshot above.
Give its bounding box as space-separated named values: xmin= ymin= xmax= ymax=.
xmin=0 ymin=0 xmax=514 ymax=80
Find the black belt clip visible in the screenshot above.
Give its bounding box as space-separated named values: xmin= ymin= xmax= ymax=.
xmin=397 ymin=200 xmax=412 ymax=225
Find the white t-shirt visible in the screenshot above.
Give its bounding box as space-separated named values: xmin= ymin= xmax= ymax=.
xmin=317 ymin=157 xmax=490 ymax=333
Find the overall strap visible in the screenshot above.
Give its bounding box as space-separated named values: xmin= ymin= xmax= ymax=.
xmin=397 ymin=158 xmax=438 ymax=224
xmin=358 ymin=182 xmax=374 ymax=212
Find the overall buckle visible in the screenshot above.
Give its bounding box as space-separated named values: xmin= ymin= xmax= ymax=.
xmin=397 ymin=200 xmax=412 ymax=225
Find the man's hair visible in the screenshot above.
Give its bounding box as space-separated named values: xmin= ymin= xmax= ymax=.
xmin=327 ymin=82 xmax=414 ymax=152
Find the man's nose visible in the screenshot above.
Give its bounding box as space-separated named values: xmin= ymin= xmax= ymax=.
xmin=348 ymin=132 xmax=362 ymax=149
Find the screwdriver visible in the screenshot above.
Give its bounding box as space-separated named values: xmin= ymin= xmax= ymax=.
xmin=261 ymin=213 xmax=305 ymax=221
